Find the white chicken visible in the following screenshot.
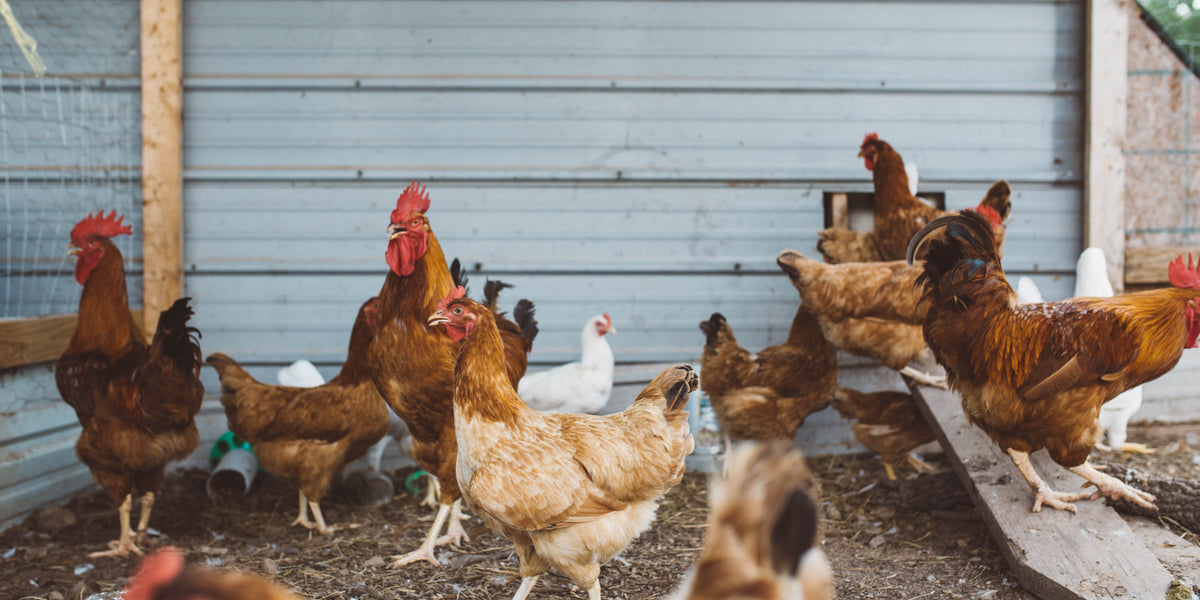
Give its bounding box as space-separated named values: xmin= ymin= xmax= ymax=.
xmin=1074 ymin=248 xmax=1150 ymax=454
xmin=1015 ymin=276 xmax=1044 ymax=304
xmin=518 ymin=312 xmax=616 ymax=414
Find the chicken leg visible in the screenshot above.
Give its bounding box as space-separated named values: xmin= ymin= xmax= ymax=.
xmin=290 ymin=490 xmax=340 ymax=535
xmin=90 ymin=494 xmax=143 ymax=557
xmin=511 ymin=575 xmax=540 ymax=600
xmin=390 ymin=501 xmax=451 ymax=567
xmin=135 ymin=491 xmax=155 ymax=546
xmin=435 ymin=499 xmax=470 ymax=546
xmin=1007 ymin=449 xmax=1094 ymax=513
xmin=422 ymin=474 xmax=441 ymax=508
xmin=899 ymin=366 xmax=948 ymax=389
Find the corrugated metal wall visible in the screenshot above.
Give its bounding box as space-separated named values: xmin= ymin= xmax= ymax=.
xmin=0 ymin=0 xmax=142 ymax=529
xmin=1 ymin=0 xmax=1091 ymax=529
xmin=183 ymin=0 xmax=1086 ymax=393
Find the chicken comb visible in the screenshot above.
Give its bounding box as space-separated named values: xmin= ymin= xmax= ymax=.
xmin=123 ymin=547 xmax=184 ymax=600
xmin=1168 ymin=252 xmax=1200 ymax=289
xmin=861 ymin=132 xmax=879 ymax=148
xmin=394 ymin=180 xmax=431 ymax=216
xmin=71 ymin=210 xmax=132 ymax=243
xmin=970 ymin=204 xmax=1004 ymax=230
xmin=437 ymin=286 xmax=468 ymax=315
xmin=602 ymin=312 xmax=612 ymax=328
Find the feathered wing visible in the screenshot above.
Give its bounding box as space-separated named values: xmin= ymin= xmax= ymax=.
xmin=133 ymin=298 xmax=204 ymax=430
xmin=55 ymin=351 xmax=111 ymax=422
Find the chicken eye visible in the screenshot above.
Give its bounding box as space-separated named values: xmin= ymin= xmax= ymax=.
xmin=411 ymin=218 xmax=421 ymax=227
xmin=452 ymin=306 xmax=463 ymax=316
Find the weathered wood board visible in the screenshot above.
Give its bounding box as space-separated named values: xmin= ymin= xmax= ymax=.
xmin=910 ymin=383 xmax=1174 ymax=600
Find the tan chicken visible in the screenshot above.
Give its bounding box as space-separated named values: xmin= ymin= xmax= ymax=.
xmin=672 ymin=442 xmax=834 ymax=600
xmin=428 ymin=288 xmax=695 ymax=600
xmin=774 ymin=251 xmax=938 ymax=386
xmin=831 ymin=387 xmax=936 ymax=480
xmin=698 ymin=307 xmax=836 ymax=451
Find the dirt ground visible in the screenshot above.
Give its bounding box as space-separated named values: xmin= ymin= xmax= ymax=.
xmin=2 ymin=423 xmax=1198 ymax=600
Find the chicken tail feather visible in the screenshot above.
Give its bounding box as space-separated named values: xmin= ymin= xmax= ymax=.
xmin=483 ymin=279 xmax=513 ymax=312
xmin=150 ymin=297 xmax=202 ymax=380
xmin=639 ymin=364 xmax=698 ymax=413
xmin=698 ymin=313 xmax=728 ymax=349
xmin=512 ymin=299 xmax=539 ymax=348
xmin=771 ymin=487 xmax=819 ymax=577
xmin=449 ymin=258 xmax=469 ymax=292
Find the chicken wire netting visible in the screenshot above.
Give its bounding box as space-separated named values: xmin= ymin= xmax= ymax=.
xmin=1 ymin=70 xmax=142 ymax=318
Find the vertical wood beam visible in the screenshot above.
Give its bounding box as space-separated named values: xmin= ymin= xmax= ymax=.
xmin=140 ymin=0 xmax=184 ymax=333
xmin=1085 ymin=0 xmax=1128 ymax=291
xmin=830 ymin=193 xmax=849 ymax=229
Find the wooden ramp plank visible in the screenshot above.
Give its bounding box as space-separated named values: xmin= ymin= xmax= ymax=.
xmin=910 ymin=383 xmax=1174 ymax=600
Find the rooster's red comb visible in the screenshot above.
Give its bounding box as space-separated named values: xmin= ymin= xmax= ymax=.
xmin=394 ymin=180 xmax=431 ymax=216
xmin=861 ymin=132 xmax=879 ymax=148
xmin=970 ymin=204 xmax=1004 ymax=230
xmin=437 ymin=286 xmax=468 ymax=315
xmin=1169 ymin=252 xmax=1200 ymax=289
xmin=70 ymin=210 xmax=132 ymax=243
xmin=602 ymin=313 xmax=612 ymax=328
xmin=124 ymin=547 xmax=185 ymax=600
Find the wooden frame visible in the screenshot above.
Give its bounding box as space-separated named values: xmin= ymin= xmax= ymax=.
xmin=1125 ymin=246 xmax=1200 ymax=284
xmin=0 ymin=311 xmax=144 ymax=371
xmin=1084 ymin=0 xmax=1128 ymax=292
xmin=140 ymin=0 xmax=185 ymax=334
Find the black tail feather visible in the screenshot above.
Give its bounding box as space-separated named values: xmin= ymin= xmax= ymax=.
xmin=152 ymin=297 xmax=202 ymax=378
xmin=449 ymin=258 xmax=469 ymax=292
xmin=771 ymin=487 xmax=819 ymax=576
xmin=698 ymin=313 xmax=727 ymax=348
xmin=512 ymin=299 xmax=539 ymax=346
xmin=483 ymin=279 xmax=513 ymax=311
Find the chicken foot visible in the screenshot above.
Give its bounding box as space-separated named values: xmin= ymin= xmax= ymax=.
xmin=899 ymin=366 xmax=948 ymax=389
xmin=89 ymin=494 xmax=144 ymax=557
xmin=1070 ymin=462 xmax=1157 ymax=509
xmin=390 ymin=501 xmax=452 ymax=567
xmin=1007 ymin=449 xmax=1093 ymax=513
xmin=291 ymin=490 xmax=341 ymax=535
xmin=135 ymin=491 xmax=155 ymax=546
xmin=434 ymin=499 xmax=470 ymax=546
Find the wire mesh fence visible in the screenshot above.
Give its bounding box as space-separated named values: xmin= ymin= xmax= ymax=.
xmin=0 ymin=70 xmax=141 ymax=318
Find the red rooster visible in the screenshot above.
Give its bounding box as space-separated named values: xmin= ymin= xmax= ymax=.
xmin=367 ymin=182 xmax=536 ymax=567
xmin=56 ymin=212 xmax=204 ymax=556
xmin=907 ymin=211 xmax=1200 ymax=512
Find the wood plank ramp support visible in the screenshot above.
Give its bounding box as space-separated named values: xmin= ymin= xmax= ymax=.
xmin=909 ymin=383 xmax=1174 ymax=600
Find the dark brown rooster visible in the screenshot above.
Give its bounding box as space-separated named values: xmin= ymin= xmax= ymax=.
xmin=56 ymin=211 xmax=204 ymax=557
xmin=908 ymin=210 xmax=1200 ymax=513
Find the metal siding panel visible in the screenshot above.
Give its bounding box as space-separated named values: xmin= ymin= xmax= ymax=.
xmin=183 ymin=89 xmax=1082 ymax=182
xmin=183 ymin=1 xmax=1081 ymax=92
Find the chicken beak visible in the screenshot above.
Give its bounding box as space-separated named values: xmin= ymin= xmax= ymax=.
xmin=428 ymin=313 xmax=449 ymax=327
xmin=606 ymin=325 xmax=618 ymax=335
xmin=388 ymin=224 xmax=406 ymax=241
xmin=66 ymin=243 xmax=81 ymax=256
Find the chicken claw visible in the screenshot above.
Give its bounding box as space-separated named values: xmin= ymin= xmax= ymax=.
xmin=1007 ymin=449 xmax=1092 ymax=513
xmin=90 ymin=494 xmax=144 ymax=557
xmin=899 ymin=366 xmax=948 ymax=389
xmin=1071 ymin=463 xmax=1157 ymax=509
xmin=1118 ymin=442 xmax=1156 ymax=455
xmin=434 ymin=500 xmax=470 ymax=547
xmin=391 ymin=502 xmax=452 ymax=568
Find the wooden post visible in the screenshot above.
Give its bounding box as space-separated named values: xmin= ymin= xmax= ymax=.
xmin=140 ymin=0 xmax=184 ymax=333
xmin=829 ymin=193 xmax=849 ymax=229
xmin=1085 ymin=0 xmax=1128 ymax=292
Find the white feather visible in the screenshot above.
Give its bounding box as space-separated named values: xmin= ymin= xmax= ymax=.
xmin=1015 ymin=277 xmax=1043 ymax=304
xmin=905 ymin=160 xmax=919 ymax=197
xmin=275 ymin=359 xmax=325 ymax=388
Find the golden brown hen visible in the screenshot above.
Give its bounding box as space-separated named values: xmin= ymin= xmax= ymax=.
xmin=206 ymin=296 xmax=389 ymax=534
xmin=831 ymin=386 xmax=936 ymax=480
xmin=429 ymin=288 xmax=694 ymax=600
xmin=56 ymin=212 xmax=204 ymax=557
xmin=672 ymin=442 xmax=834 ymax=600
xmin=908 ymin=211 xmax=1200 ymax=513
xmin=698 ymin=307 xmax=836 ymax=449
